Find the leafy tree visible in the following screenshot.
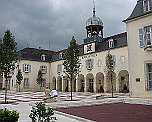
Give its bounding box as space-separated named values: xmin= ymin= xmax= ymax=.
xmin=29 ymin=102 xmax=55 ymax=122
xmin=105 ymin=50 xmax=116 ymax=97
xmin=16 ymin=68 xmax=23 ymax=92
xmin=0 ymin=30 xmax=18 ymax=103
xmin=36 ymin=70 xmax=43 ymax=91
xmin=0 ymin=108 xmax=19 ymax=122
xmin=63 ymin=36 xmax=80 ymax=100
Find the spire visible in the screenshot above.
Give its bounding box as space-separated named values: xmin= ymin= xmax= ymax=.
xmin=93 ymin=1 xmax=96 ymax=17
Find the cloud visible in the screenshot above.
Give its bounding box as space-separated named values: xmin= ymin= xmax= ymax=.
xmin=0 ymin=0 xmax=137 ymax=51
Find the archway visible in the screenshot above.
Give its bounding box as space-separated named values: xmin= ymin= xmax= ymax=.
xmin=77 ymin=74 xmax=85 ymax=92
xmin=96 ymin=72 xmax=104 ymax=93
xmin=86 ymin=73 xmax=94 ymax=92
xmin=57 ymin=76 xmax=62 ymax=91
xmin=52 ymin=77 xmax=56 ymax=90
xmin=118 ymin=70 xmax=129 ymax=93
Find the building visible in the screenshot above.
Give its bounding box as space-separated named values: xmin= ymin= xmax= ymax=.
xmin=123 ymin=0 xmax=152 ymax=98
xmin=6 ymin=3 xmax=129 ymax=94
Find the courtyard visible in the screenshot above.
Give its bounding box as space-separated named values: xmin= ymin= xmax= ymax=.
xmin=0 ymin=91 xmax=152 ymax=122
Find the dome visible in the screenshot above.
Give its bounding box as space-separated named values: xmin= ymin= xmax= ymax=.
xmin=86 ymin=16 xmax=103 ymax=27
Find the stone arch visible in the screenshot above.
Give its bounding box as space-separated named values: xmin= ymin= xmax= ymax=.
xmin=86 ymin=73 xmax=94 ymax=92
xmin=96 ymin=72 xmax=104 ymax=93
xmin=118 ymin=70 xmax=129 ymax=93
xmin=52 ymin=77 xmax=56 ymax=90
xmin=77 ymin=74 xmax=85 ymax=92
xmin=57 ymin=76 xmax=62 ymax=91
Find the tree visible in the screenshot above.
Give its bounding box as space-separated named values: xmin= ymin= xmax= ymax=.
xmin=16 ymin=68 xmax=23 ymax=92
xmin=63 ymin=36 xmax=80 ymax=100
xmin=105 ymin=50 xmax=116 ymax=97
xmin=0 ymin=30 xmax=18 ymax=103
xmin=36 ymin=70 xmax=43 ymax=91
xmin=29 ymin=102 xmax=55 ymax=122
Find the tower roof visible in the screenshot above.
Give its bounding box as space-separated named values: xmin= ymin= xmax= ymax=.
xmin=86 ymin=2 xmax=103 ymax=27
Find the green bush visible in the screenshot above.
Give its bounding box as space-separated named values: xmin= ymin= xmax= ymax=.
xmin=0 ymin=108 xmax=19 ymax=122
xmin=29 ymin=102 xmax=55 ymax=122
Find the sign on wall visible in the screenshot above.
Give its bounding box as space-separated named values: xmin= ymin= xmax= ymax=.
xmin=84 ymin=43 xmax=95 ymax=54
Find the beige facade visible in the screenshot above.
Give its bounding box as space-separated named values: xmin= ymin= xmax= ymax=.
xmin=7 ymin=45 xmax=129 ymax=94
xmin=125 ymin=14 xmax=152 ymax=98
xmin=124 ymin=0 xmax=152 ymax=98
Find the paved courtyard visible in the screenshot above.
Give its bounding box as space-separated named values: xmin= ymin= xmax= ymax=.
xmin=0 ymin=91 xmax=152 ymax=122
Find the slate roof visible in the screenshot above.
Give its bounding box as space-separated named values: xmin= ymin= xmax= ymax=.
xmin=18 ymin=48 xmax=55 ymax=62
xmin=123 ymin=0 xmax=152 ymax=22
xmin=18 ymin=32 xmax=127 ymax=62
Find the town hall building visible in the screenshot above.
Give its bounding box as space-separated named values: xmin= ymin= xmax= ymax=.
xmin=3 ymin=0 xmax=152 ymax=98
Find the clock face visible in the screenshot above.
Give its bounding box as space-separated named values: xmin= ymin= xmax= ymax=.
xmin=84 ymin=42 xmax=95 ymax=54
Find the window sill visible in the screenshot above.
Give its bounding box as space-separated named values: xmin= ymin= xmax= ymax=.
xmin=144 ymin=45 xmax=152 ymax=51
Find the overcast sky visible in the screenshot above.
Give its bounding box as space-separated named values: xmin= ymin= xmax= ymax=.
xmin=0 ymin=0 xmax=137 ymax=51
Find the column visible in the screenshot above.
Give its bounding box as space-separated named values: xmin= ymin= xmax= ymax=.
xmin=84 ymin=76 xmax=87 ymax=92
xmin=93 ymin=77 xmax=97 ymax=93
xmin=104 ymin=75 xmax=108 ymax=92
xmin=76 ymin=77 xmax=79 ymax=92
xmin=116 ymin=77 xmax=119 ymax=93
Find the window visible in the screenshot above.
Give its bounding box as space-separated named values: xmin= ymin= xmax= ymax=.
xmin=105 ymin=54 xmax=116 ymax=66
xmin=41 ymin=55 xmax=46 ymax=61
xmin=139 ymin=25 xmax=152 ymax=48
xmin=86 ymin=59 xmax=94 ymax=70
xmin=145 ymin=26 xmax=152 ymax=46
xmin=120 ymin=56 xmax=125 ymax=63
xmin=40 ymin=65 xmax=47 ymax=74
xmin=146 ymin=63 xmax=152 ymax=90
xmin=98 ymin=60 xmax=101 ymax=67
xmin=24 ymin=78 xmax=29 ymax=88
xmin=23 ymin=64 xmax=31 ymax=73
xmin=143 ymin=0 xmax=152 ymax=12
xmin=109 ymin=39 xmax=114 ymax=48
xmin=57 ymin=64 xmax=62 ymax=74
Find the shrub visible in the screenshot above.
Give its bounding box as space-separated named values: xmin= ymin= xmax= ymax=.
xmin=29 ymin=102 xmax=55 ymax=122
xmin=0 ymin=108 xmax=19 ymax=122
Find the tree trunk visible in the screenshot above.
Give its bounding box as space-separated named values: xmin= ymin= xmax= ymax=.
xmin=19 ymin=84 xmax=20 ymax=92
xmin=70 ymin=77 xmax=73 ymax=101
xmin=5 ymin=77 xmax=8 ymax=103
xmin=111 ymin=73 xmax=114 ymax=98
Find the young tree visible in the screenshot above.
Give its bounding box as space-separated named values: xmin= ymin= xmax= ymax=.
xmin=0 ymin=30 xmax=18 ymax=103
xmin=105 ymin=50 xmax=116 ymax=97
xmin=36 ymin=70 xmax=43 ymax=91
xmin=16 ymin=68 xmax=23 ymax=92
xmin=63 ymin=36 xmax=80 ymax=100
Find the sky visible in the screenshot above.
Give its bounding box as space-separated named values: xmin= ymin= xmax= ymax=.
xmin=0 ymin=0 xmax=137 ymax=51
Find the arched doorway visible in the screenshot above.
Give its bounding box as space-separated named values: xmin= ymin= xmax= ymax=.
xmin=96 ymin=72 xmax=104 ymax=93
xmin=77 ymin=74 xmax=85 ymax=92
xmin=52 ymin=77 xmax=56 ymax=90
xmin=118 ymin=70 xmax=129 ymax=93
xmin=86 ymin=73 xmax=94 ymax=92
xmin=57 ymin=76 xmax=62 ymax=91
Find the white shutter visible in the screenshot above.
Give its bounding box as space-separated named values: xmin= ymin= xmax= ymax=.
xmin=29 ymin=65 xmax=31 ymax=72
xmin=23 ymin=64 xmax=25 ymax=72
xmin=139 ymin=28 xmax=144 ymax=47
